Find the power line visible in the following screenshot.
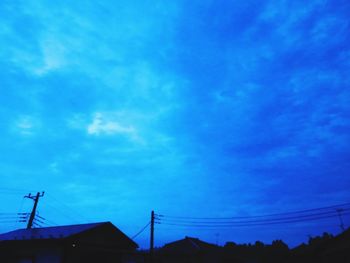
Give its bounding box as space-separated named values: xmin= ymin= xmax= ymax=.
xmin=0 ymin=213 xmax=27 ymax=222
xmin=0 ymin=189 xmax=89 ymax=225
xmin=157 ymin=209 xmax=350 ymax=225
xmin=34 ymin=213 xmax=59 ymax=226
xmin=157 ymin=202 xmax=350 ymax=220
xmin=42 ymin=202 xmax=81 ymax=224
xmin=45 ymin=193 xmax=90 ymax=222
xmin=32 ymin=221 xmax=42 ymax=228
xmin=34 ymin=217 xmax=45 ymax=225
xmin=131 ymin=221 xmax=151 ymax=240
xmin=155 ymin=202 xmax=350 ymax=230
xmin=42 ymin=217 xmax=59 ymax=226
xmin=41 ymin=218 xmax=58 ymax=226
xmin=157 ymin=212 xmax=350 ymax=228
xmin=35 ymin=214 xmax=45 ymax=220
xmin=0 ymin=189 xmax=86 ymax=229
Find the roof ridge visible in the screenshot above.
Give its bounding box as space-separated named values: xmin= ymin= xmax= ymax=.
xmin=0 ymin=222 xmax=111 ymax=241
xmin=10 ymin=221 xmax=109 ymax=231
xmin=187 ymin=237 xmax=200 ymax=250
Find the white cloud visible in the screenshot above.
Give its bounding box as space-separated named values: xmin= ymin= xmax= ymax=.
xmin=34 ymin=38 xmax=67 ymax=75
xmin=87 ymin=112 xmax=138 ymax=139
xmin=49 ymin=162 xmax=59 ymax=173
xmin=13 ymin=116 xmax=40 ymax=136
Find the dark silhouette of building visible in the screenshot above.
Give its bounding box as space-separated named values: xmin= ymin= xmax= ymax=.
xmin=157 ymin=236 xmax=221 ymax=263
xmin=0 ymin=222 xmax=138 ymax=263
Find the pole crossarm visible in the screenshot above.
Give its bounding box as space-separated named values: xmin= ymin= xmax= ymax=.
xmin=24 ymin=191 xmax=45 ymax=229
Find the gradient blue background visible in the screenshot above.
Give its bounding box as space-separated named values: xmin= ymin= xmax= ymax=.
xmin=1 ymin=0 xmax=350 ymax=248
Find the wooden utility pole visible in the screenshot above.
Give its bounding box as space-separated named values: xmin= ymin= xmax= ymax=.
xmin=150 ymin=210 xmax=155 ymax=263
xmin=336 ymin=209 xmax=345 ymax=231
xmin=25 ymin=192 xmax=44 ymax=229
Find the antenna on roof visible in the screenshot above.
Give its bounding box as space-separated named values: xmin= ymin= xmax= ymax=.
xmin=24 ymin=191 xmax=45 ymax=229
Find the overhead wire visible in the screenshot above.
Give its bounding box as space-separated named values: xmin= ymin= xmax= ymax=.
xmin=155 ymin=202 xmax=350 ymax=229
xmin=157 ymin=209 xmax=350 ymax=225
xmin=34 ymin=217 xmax=45 ymax=225
xmin=40 ymin=202 xmax=81 ymax=224
xmin=0 ymin=212 xmax=26 ymax=223
xmin=131 ymin=222 xmax=151 ymax=240
xmin=157 ymin=202 xmax=350 ymax=220
xmin=35 ymin=214 xmax=58 ymax=226
xmin=12 ymin=197 xmax=26 ymax=229
xmin=0 ymin=188 xmax=88 ymax=229
xmin=0 ymin=188 xmax=37 ymax=229
xmin=45 ymin=193 xmax=90 ymax=222
xmin=42 ymin=218 xmax=59 ymax=226
xmin=1 ymin=189 xmax=89 ymax=227
xmin=32 ymin=221 xmax=42 ymax=228
xmin=158 ymin=212 xmax=350 ymax=228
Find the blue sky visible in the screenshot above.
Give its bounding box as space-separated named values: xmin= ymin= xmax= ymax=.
xmin=1 ymin=0 xmax=350 ymax=248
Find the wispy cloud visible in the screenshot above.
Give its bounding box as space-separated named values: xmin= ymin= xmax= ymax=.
xmin=12 ymin=115 xmax=40 ymax=136
xmin=87 ymin=112 xmax=137 ymax=138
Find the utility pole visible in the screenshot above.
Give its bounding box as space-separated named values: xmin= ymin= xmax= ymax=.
xmin=150 ymin=210 xmax=155 ymax=263
xmin=24 ymin=192 xmax=44 ymax=229
xmin=336 ymin=209 xmax=345 ymax=231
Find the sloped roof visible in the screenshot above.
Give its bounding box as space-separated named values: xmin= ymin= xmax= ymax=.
xmin=162 ymin=236 xmax=219 ymax=254
xmin=0 ymin=222 xmax=118 ymax=241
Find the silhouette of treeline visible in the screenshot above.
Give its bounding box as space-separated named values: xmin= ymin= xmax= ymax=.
xmin=150 ymin=228 xmax=350 ymax=263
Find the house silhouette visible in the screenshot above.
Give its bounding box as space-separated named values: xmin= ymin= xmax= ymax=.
xmin=158 ymin=236 xmax=220 ymax=263
xmin=0 ymin=222 xmax=138 ymax=263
